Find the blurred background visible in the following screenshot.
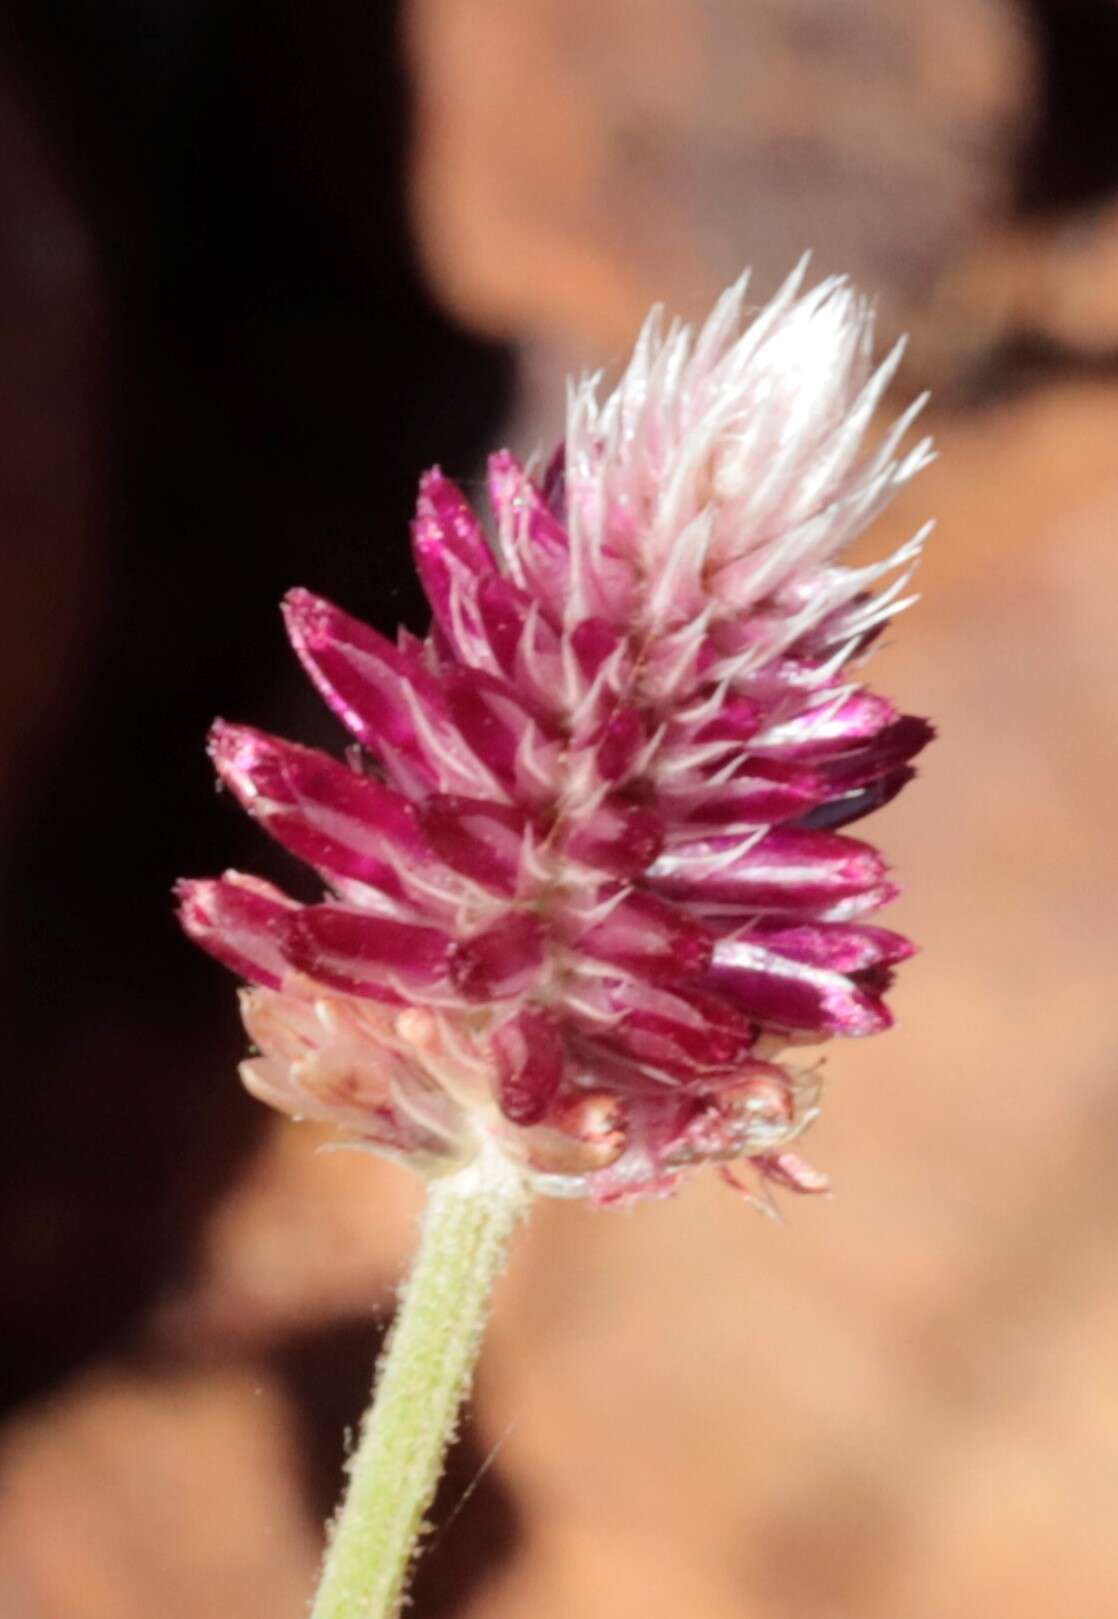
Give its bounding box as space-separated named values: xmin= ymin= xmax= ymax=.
xmin=2 ymin=2 xmax=1118 ymax=1614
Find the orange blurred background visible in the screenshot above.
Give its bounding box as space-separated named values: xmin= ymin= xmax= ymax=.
xmin=3 ymin=3 xmax=1118 ymax=1615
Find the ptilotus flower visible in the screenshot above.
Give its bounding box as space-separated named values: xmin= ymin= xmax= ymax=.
xmin=178 ymin=261 xmax=934 ymax=1208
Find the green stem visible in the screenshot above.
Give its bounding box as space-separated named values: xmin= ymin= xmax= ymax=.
xmin=309 ymin=1142 xmax=531 ymax=1619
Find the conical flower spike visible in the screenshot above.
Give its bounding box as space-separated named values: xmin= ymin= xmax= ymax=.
xmin=179 ymin=264 xmax=932 ymax=1205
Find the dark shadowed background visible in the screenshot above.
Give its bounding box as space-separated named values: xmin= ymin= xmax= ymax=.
xmin=2 ymin=3 xmax=1118 ymax=1616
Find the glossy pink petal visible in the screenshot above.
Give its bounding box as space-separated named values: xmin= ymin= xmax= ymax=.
xmin=567 ymin=890 xmax=712 ymax=983
xmin=283 ymin=588 xmax=450 ymax=789
xmin=747 ymin=919 xmax=915 ymax=973
xmin=450 ymin=912 xmax=547 ymax=1001
xmin=819 ymin=714 xmax=935 ymax=784
xmin=561 ymin=798 xmax=664 ymax=877
xmin=648 ymin=826 xmax=891 ymax=913
xmin=282 ymin=904 xmax=454 ymax=1000
xmin=440 ymin=666 xmax=555 ymax=785
xmin=708 ymin=937 xmax=890 ymax=1036
xmin=490 ymin=451 xmax=635 ymax=623
xmin=413 ymin=468 xmax=494 ymax=581
xmin=663 ymin=760 xmax=824 ymax=828
xmin=412 ymin=470 xmax=512 ymax=669
xmin=797 ymin=715 xmax=933 ymax=831
xmin=209 ymin=721 xmax=429 ymax=896
xmin=795 ymin=764 xmax=916 ymax=832
xmin=541 ymin=440 xmax=565 ymax=508
xmin=571 ymin=979 xmax=755 ymax=1082
xmin=176 ymin=872 xmax=299 ymax=989
xmin=592 ymin=705 xmax=645 ymax=784
xmin=690 ymin=695 xmax=763 ymax=745
xmin=569 ymin=617 xmax=625 ymax=683
xmin=418 ymin=794 xmax=528 ymax=895
xmin=491 ymin=1007 xmax=565 ymax=1124
xmin=475 ymin=573 xmax=546 ymax=677
xmin=749 ymin=690 xmax=898 ymax=760
xmin=489 ymin=450 xmax=570 ymax=615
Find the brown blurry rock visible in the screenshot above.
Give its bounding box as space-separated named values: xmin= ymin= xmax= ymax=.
xmin=408 ymin=0 xmax=1033 ymax=379
xmin=937 ymin=202 xmax=1118 ymax=363
xmin=0 ymin=1363 xmax=319 ymax=1619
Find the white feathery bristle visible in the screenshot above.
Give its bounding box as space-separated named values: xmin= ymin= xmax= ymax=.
xmin=563 ymin=262 xmax=931 ymax=662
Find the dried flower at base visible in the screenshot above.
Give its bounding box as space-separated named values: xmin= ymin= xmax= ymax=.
xmin=178 ymin=261 xmax=933 ymax=1204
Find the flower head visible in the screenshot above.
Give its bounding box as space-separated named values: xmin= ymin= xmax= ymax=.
xmin=178 ymin=262 xmax=933 ymax=1204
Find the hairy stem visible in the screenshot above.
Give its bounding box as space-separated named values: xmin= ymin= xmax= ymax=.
xmin=310 ymin=1142 xmax=530 ymax=1619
